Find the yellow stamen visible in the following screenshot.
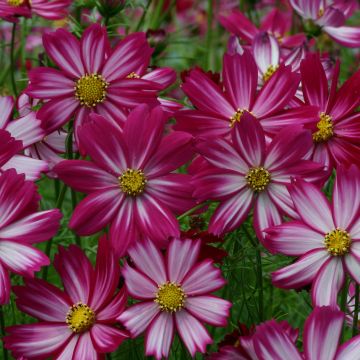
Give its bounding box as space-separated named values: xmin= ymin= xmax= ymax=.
xmin=7 ymin=0 xmax=24 ymax=6
xmin=66 ymin=303 xmax=95 ymax=333
xmin=324 ymin=228 xmax=351 ymax=256
xmin=312 ymin=112 xmax=334 ymax=143
xmin=119 ymin=169 xmax=147 ymax=196
xmin=74 ymin=73 xmax=108 ymax=108
xmin=263 ymin=64 xmax=279 ymax=82
xmin=155 ymin=282 xmax=186 ymax=312
xmin=126 ymin=72 xmax=141 ymax=79
xmin=246 ymin=167 xmax=271 ymax=192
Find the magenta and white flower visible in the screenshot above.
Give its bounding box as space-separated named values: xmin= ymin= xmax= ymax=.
xmin=266 ymin=165 xmax=360 ymax=306
xmin=119 ymin=238 xmax=231 ymax=359
xmin=0 ymin=169 xmax=62 ymax=304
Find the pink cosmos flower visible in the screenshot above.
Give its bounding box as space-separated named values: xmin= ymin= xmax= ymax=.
xmin=174 ymin=49 xmax=319 ymax=139
xmin=266 ymin=165 xmax=360 ymax=307
xmin=219 ymin=8 xmax=306 ymax=48
xmin=0 ymin=169 xmax=62 ymax=304
xmin=0 ymin=96 xmax=48 ymax=180
xmin=26 ymin=24 xmax=176 ymax=148
xmin=55 ymin=104 xmax=194 ymax=257
xmin=211 ymin=306 xmax=360 ymax=360
xmin=193 ymin=113 xmax=324 ymax=240
xmin=299 ymin=54 xmax=360 ymax=170
xmin=4 ymin=236 xmax=128 ymax=359
xmin=0 ymin=0 xmax=71 ymax=21
xmin=118 ymin=238 xmax=231 ymax=359
xmin=289 ymin=0 xmax=360 ymax=47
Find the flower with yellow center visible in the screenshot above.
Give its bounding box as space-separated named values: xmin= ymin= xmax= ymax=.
xmin=312 ymin=112 xmax=334 ymax=143
xmin=66 ymin=302 xmax=96 ymax=333
xmin=155 ymin=282 xmax=186 ymax=312
xmin=119 ymin=169 xmax=147 ymax=196
xmin=74 ymin=73 xmax=109 ymax=108
xmin=246 ymin=167 xmax=271 ymax=192
xmin=263 ymin=64 xmax=279 ymax=82
xmin=324 ymin=228 xmax=351 ymax=256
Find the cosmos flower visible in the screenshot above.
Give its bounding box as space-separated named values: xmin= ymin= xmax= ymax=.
xmin=0 ymin=0 xmax=71 ymax=21
xmin=300 ymin=54 xmax=360 ymax=170
xmin=26 ymin=23 xmax=176 ymax=149
xmin=4 ymin=236 xmax=128 ymax=359
xmin=192 ymin=113 xmax=324 ymax=240
xmin=289 ymin=0 xmax=360 ymax=47
xmin=0 ymin=169 xmax=62 ymax=305
xmin=174 ymin=49 xmax=319 ymax=139
xmin=0 ymin=96 xmax=48 ymax=180
xmin=118 ymin=238 xmax=231 ymax=360
xmin=210 ymin=306 xmax=360 ymax=360
xmin=266 ymin=165 xmax=360 ymax=306
xmin=55 ymin=104 xmax=194 ymax=257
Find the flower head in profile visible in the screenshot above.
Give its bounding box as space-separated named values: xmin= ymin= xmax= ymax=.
xmin=119 ymin=238 xmax=231 ymax=360
xmin=0 ymin=96 xmax=48 ymax=180
xmin=55 ymin=104 xmax=194 ymax=257
xmin=26 ymin=24 xmax=176 ymax=149
xmin=266 ymin=165 xmax=360 ymax=306
xmin=4 ymin=236 xmax=128 ymax=359
xmin=193 ymin=113 xmax=324 ymax=240
xmin=0 ymin=0 xmax=71 ymax=21
xmin=0 ymin=169 xmax=62 ymax=305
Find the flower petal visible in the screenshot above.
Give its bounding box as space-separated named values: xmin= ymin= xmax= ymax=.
xmin=90 ymin=324 xmax=128 ymax=353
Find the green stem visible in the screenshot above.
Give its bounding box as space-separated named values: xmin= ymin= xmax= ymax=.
xmin=0 ymin=307 xmax=8 ymax=360
xmin=10 ymin=22 xmax=18 ymax=97
xmin=177 ymin=201 xmax=208 ymax=221
xmin=353 ymin=284 xmax=359 ymax=336
xmin=340 ymin=279 xmax=349 ymax=343
xmin=205 ymin=0 xmax=213 ymax=70
xmin=135 ymin=0 xmax=152 ymax=31
xmin=149 ymin=0 xmax=164 ymax=29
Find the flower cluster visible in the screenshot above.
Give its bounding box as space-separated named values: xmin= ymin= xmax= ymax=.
xmin=0 ymin=0 xmax=360 ymax=359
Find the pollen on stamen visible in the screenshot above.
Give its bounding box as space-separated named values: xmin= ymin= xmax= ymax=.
xmin=66 ymin=302 xmax=95 ymax=333
xmin=155 ymin=281 xmax=186 ymax=313
xmin=74 ymin=73 xmax=109 ymax=108
xmin=7 ymin=0 xmax=24 ymax=6
xmin=263 ymin=64 xmax=279 ymax=82
xmin=312 ymin=112 xmax=334 ymax=143
xmin=126 ymin=72 xmax=141 ymax=79
xmin=246 ymin=167 xmax=271 ymax=192
xmin=119 ymin=169 xmax=147 ymax=196
xmin=324 ymin=228 xmax=351 ymax=256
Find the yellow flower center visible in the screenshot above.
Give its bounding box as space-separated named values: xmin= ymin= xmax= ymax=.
xmin=74 ymin=73 xmax=108 ymax=108
xmin=246 ymin=167 xmax=271 ymax=192
xmin=126 ymin=72 xmax=141 ymax=79
xmin=263 ymin=64 xmax=279 ymax=82
xmin=7 ymin=0 xmax=24 ymax=6
xmin=155 ymin=282 xmax=186 ymax=312
xmin=66 ymin=303 xmax=95 ymax=333
xmin=119 ymin=169 xmax=147 ymax=196
xmin=324 ymin=228 xmax=351 ymax=256
xmin=312 ymin=113 xmax=334 ymax=143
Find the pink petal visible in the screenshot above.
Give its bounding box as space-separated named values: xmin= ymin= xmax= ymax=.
xmin=344 ymin=253 xmax=360 ymax=283
xmin=69 ymin=189 xmax=123 ymax=236
xmin=142 ymin=67 xmax=176 ymax=89
xmin=118 ymin=301 xmax=159 ymax=337
xmin=0 ymin=261 xmax=10 ymax=305
xmin=304 ymin=306 xmax=343 ymax=360
xmin=96 ymin=288 xmax=127 ymax=322
xmin=14 ymin=278 xmax=71 ymax=322
xmin=167 ymin=238 xmax=201 ymax=284
xmin=53 ymin=245 xmax=94 ymax=304
xmin=73 ymin=332 xmax=97 ymax=360
xmin=264 ymin=221 xmax=324 ymax=256
xmin=182 ymin=259 xmax=226 ymax=296
xmin=185 ymin=295 xmax=231 ymax=327
xmin=54 ymin=335 xmax=78 ymax=360
xmin=336 ymin=334 xmax=360 ymax=359
xmin=324 ymin=26 xmax=360 ymax=48
xmin=288 ymin=178 xmax=334 ymax=233
xmin=0 ymin=96 xmax=14 ymax=129
xmin=90 ymin=324 xmax=128 ymax=353
xmin=0 ymin=130 xmax=23 ymax=169
xmin=266 ymin=183 xmax=298 ymax=219
xmin=272 ymin=249 xmax=329 ymax=289
xmin=175 ymin=310 xmax=212 ymax=357
xmin=145 ymin=312 xmax=174 ymax=360
xmin=311 ymin=257 xmax=345 ymax=306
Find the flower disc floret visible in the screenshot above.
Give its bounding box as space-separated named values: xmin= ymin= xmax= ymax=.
xmin=155 ymin=282 xmax=186 ymax=312
xmin=66 ymin=302 xmax=95 ymax=333
xmin=119 ymin=169 xmax=147 ymax=196
xmin=246 ymin=167 xmax=271 ymax=192
xmin=7 ymin=0 xmax=24 ymax=6
xmin=75 ymin=73 xmax=109 ymax=108
xmin=312 ymin=112 xmax=334 ymax=143
xmin=324 ymin=228 xmax=351 ymax=256
xmin=126 ymin=72 xmax=141 ymax=79
xmin=263 ymin=64 xmax=279 ymax=82
xmin=229 ymin=109 xmax=245 ymax=127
